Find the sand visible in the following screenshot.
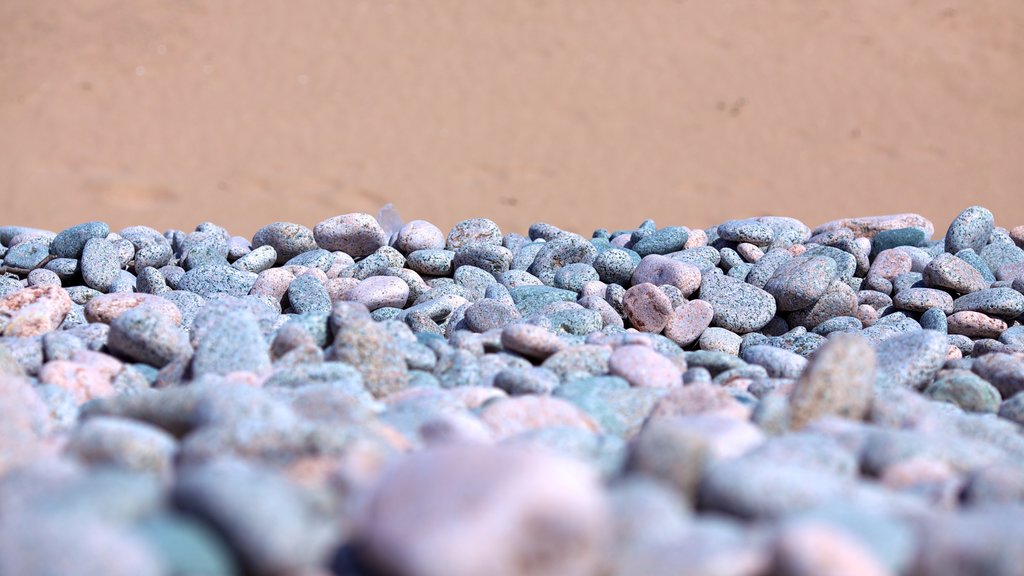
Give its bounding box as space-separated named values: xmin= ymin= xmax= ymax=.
xmin=1 ymin=0 xmax=1022 ymax=238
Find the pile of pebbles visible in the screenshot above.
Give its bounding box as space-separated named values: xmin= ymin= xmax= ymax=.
xmin=1 ymin=206 xmax=1024 ymax=575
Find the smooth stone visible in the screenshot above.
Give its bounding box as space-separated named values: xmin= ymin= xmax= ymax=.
xmin=945 ymin=206 xmax=994 ymax=254
xmin=699 ymin=272 xmax=776 ymax=334
xmin=893 ymin=287 xmax=954 ymax=314
xmin=631 ymin=254 xmax=701 ymax=296
xmin=314 ymin=213 xmax=386 ymax=258
xmin=108 ymin=306 xmax=191 ymax=368
xmin=875 ymin=330 xmax=948 ymax=390
xmin=178 ymin=266 xmax=257 ymax=298
xmin=925 ymin=370 xmax=1001 ymax=413
xmin=947 ymin=311 xmax=1007 ymax=339
xmin=764 ymin=255 xmax=838 ymax=312
xmin=740 ymin=345 xmax=808 ymax=379
xmin=813 ymin=213 xmax=934 ymax=239
xmin=631 ymin=226 xmax=689 ymax=256
xmin=622 ymin=283 xmax=674 ymax=333
xmin=663 ymin=299 xmax=714 ymax=347
xmin=924 ymin=253 xmax=988 ymax=294
xmin=395 ymin=220 xmax=446 ymax=253
xmin=717 ymin=219 xmax=774 ymax=245
xmin=80 ymin=238 xmax=121 ymax=292
xmin=190 ymin=309 xmax=271 ymax=377
xmin=252 ymin=222 xmax=316 ymax=264
xmin=972 ymin=353 xmax=1024 ymax=399
xmin=446 ymin=218 xmax=503 ymax=249
xmin=952 ymin=287 xmax=1024 ymax=317
xmin=609 ymin=345 xmax=682 ymax=388
xmin=354 ymin=444 xmax=609 ymax=576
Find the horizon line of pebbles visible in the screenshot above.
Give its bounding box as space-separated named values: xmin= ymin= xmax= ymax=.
xmin=1 ymin=206 xmax=1024 ymax=575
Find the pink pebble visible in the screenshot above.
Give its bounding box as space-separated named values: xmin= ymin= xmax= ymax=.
xmin=0 ymin=285 xmax=73 ymax=337
xmin=869 ymin=249 xmax=913 ymax=280
xmin=38 ymin=361 xmax=115 ymax=403
xmin=609 ymin=344 xmax=682 ymax=388
xmin=683 ymin=229 xmax=708 ymax=249
xmin=622 ymin=282 xmax=674 ymax=333
xmin=396 ymin=220 xmax=446 ymax=253
xmin=84 ymin=293 xmax=182 ymax=325
xmin=346 ymin=276 xmax=411 ymax=311
xmin=663 ymin=299 xmax=714 ymax=346
xmin=631 ymin=255 xmax=701 ymax=297
xmin=250 ymin=268 xmax=295 ymax=300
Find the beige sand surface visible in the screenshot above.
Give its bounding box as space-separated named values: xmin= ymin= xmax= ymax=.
xmin=1 ymin=1 xmax=1022 ymax=238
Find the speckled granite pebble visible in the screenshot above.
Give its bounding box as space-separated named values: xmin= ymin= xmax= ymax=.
xmin=699 ymin=272 xmax=776 ymax=333
xmin=314 ymin=213 xmax=387 ymax=258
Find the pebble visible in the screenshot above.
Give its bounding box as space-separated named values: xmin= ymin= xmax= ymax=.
xmin=663 ymin=299 xmax=714 ymax=346
xmin=190 ymin=308 xmax=270 ymax=378
xmin=718 ymin=219 xmax=774 ymax=245
xmin=355 ymin=444 xmax=608 ymax=576
xmin=947 ymin=311 xmax=1007 ymax=339
xmin=395 ymin=220 xmax=446 ymax=253
xmin=108 ymin=306 xmax=191 ymax=368
xmin=622 ymin=283 xmax=674 ymax=333
xmin=252 ymin=222 xmax=316 ymax=264
xmin=699 ymin=326 xmax=743 ymax=355
xmin=952 ymin=287 xmax=1024 ymax=317
xmin=789 ymin=334 xmax=875 ymax=429
xmin=344 ymin=276 xmax=410 ymax=311
xmin=631 ymin=254 xmax=701 ymax=296
xmin=0 ymin=285 xmax=73 ymax=337
xmin=84 ymin=292 xmax=182 ymax=325
xmin=609 ymin=345 xmax=682 ymax=388
xmin=3 ymin=237 xmax=50 ymax=270
xmin=50 ymin=221 xmax=110 ymax=258
xmin=446 ymin=217 xmax=503 ymax=249
xmin=972 ymin=353 xmax=1024 ymax=398
xmin=631 ymin=226 xmax=689 ymax=256
xmin=699 ymin=272 xmax=777 ymax=333
xmin=945 ymin=205 xmax=994 ymax=254
xmin=814 ymin=213 xmax=934 ymax=239
xmin=313 ymin=213 xmax=387 ymax=258
xmin=286 ymin=273 xmax=331 ymax=314
xmin=764 ymin=255 xmax=838 ymax=311
xmin=178 ymin=265 xmax=258 ymax=298
xmin=741 ymin=345 xmax=808 ymax=378
xmin=924 ymin=253 xmax=988 ymax=294
xmin=875 ymin=329 xmax=948 ymax=390
xmin=924 ymin=370 xmax=1001 ymax=413
xmin=893 ymin=287 xmax=954 ymax=314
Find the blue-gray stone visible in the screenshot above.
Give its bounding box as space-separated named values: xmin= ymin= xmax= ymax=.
xmin=179 ymin=265 xmax=257 ymax=298
xmin=945 ymin=205 xmax=994 ymax=254
xmin=80 ymin=238 xmax=121 ymax=292
xmin=3 ymin=238 xmax=50 ymax=270
xmin=631 ymin=226 xmax=689 ymax=256
xmin=50 ymin=221 xmax=110 ymax=259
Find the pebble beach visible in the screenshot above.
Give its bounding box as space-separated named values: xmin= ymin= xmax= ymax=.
xmin=2 ymin=206 xmax=1024 ymax=575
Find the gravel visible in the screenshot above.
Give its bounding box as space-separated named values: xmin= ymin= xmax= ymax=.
xmin=2 ymin=207 xmax=1024 ymax=574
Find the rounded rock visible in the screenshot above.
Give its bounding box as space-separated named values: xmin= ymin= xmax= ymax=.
xmin=313 ymin=213 xmax=387 ymax=258
xmin=622 ymin=283 xmax=674 ymax=333
xmin=699 ymin=272 xmax=777 ymax=334
xmin=609 ymin=345 xmax=682 ymax=388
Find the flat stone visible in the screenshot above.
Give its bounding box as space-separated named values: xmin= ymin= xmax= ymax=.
xmin=893 ymin=287 xmax=954 ymax=314
xmin=923 ymin=253 xmax=988 ymax=294
xmin=717 ymin=219 xmax=774 ymax=245
xmin=947 ymin=311 xmax=1007 ymax=339
xmin=313 ymin=213 xmax=387 ymax=258
xmin=952 ymin=287 xmax=1024 ymax=317
xmin=84 ymin=292 xmax=182 ymax=325
xmin=813 ymin=213 xmax=934 ymax=239
xmin=0 ymin=285 xmax=72 ymax=337
xmin=179 ymin=265 xmax=257 ymax=298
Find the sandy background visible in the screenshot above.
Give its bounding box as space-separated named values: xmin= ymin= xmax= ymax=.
xmin=1 ymin=0 xmax=1022 ymax=239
